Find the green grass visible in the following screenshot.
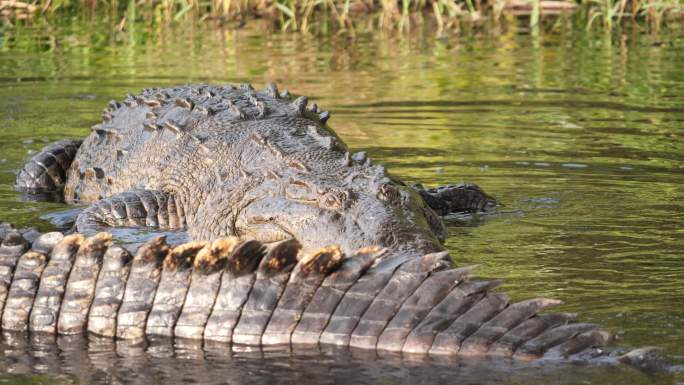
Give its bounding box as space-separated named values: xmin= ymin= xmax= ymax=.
xmin=0 ymin=0 xmax=682 ymax=34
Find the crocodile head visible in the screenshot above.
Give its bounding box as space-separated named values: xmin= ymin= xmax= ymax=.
xmin=231 ymin=176 xmax=446 ymax=256
xmin=186 ymin=133 xmax=446 ymax=256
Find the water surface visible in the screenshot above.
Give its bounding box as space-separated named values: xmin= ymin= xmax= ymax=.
xmin=0 ymin=21 xmax=683 ymax=384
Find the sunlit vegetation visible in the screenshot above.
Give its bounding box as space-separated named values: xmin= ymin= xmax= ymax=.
xmin=0 ymin=0 xmax=682 ymax=34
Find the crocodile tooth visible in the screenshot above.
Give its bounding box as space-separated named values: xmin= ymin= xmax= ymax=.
xmin=308 ymin=103 xmax=319 ymax=113
xmin=280 ymin=89 xmax=290 ymax=99
xmin=102 ymin=112 xmax=113 ymax=122
xmin=175 ymin=98 xmax=194 ymax=110
xmin=299 ymin=245 xmax=344 ymax=276
xmin=265 ymin=83 xmax=279 ymax=98
xmin=319 ymin=111 xmax=331 ymax=124
xmin=292 ymin=96 xmax=308 ymax=114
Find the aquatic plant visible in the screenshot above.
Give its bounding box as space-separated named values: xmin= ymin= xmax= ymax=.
xmin=0 ymin=0 xmax=682 ymax=35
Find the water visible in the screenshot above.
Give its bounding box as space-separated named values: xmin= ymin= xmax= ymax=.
xmin=1 ymin=20 xmax=683 ymax=384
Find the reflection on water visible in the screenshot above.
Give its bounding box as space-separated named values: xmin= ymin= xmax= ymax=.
xmin=0 ymin=22 xmax=683 ymax=385
xmin=0 ymin=332 xmax=674 ymax=385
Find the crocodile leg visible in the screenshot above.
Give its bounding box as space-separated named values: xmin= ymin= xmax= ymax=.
xmin=15 ymin=139 xmax=82 ymax=195
xmin=414 ymin=183 xmax=498 ymax=215
xmin=75 ymin=189 xmax=185 ymax=234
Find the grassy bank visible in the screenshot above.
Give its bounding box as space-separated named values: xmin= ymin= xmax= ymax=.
xmin=1 ymin=0 xmax=682 ymax=34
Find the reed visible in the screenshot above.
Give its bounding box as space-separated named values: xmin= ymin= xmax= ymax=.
xmin=0 ymin=0 xmax=682 ymax=33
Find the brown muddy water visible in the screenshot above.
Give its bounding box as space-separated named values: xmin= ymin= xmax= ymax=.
xmin=0 ymin=21 xmax=683 ymax=384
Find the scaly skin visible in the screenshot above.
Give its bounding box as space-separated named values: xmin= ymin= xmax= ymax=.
xmin=16 ymin=83 xmax=496 ymax=257
xmin=7 ymin=84 xmax=667 ymax=370
xmin=0 ymin=225 xmax=668 ymax=371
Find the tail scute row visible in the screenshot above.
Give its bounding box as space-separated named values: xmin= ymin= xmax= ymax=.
xmin=0 ymin=225 xmax=650 ymax=368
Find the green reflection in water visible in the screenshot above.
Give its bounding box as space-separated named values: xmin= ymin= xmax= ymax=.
xmin=0 ymin=21 xmax=683 ymax=383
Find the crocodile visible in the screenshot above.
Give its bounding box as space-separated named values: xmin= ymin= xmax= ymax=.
xmin=6 ymin=84 xmax=666 ymax=369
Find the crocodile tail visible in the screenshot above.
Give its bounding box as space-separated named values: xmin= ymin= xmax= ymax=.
xmin=15 ymin=139 xmax=82 ymax=194
xmin=0 ymin=228 xmax=669 ymax=372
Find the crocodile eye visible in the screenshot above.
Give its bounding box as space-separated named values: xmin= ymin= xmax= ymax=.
xmin=321 ymin=189 xmax=351 ymax=210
